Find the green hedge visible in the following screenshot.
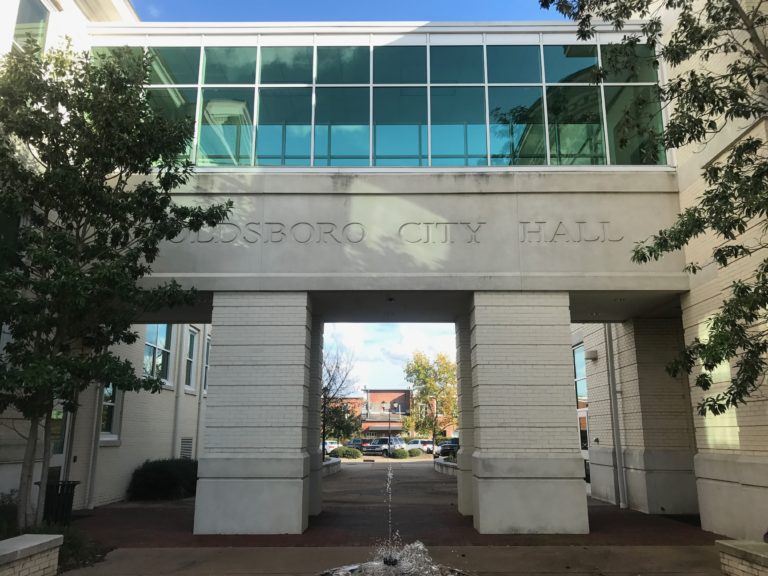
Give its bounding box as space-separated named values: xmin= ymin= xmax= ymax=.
xmin=329 ymin=446 xmax=362 ymax=459
xmin=127 ymin=458 xmax=197 ymax=501
xmin=391 ymin=449 xmax=409 ymax=459
xmin=407 ymin=448 xmax=423 ymax=457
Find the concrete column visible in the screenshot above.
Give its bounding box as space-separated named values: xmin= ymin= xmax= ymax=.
xmin=307 ymin=318 xmax=324 ymax=516
xmin=471 ymin=292 xmax=588 ymax=534
xmin=455 ymin=315 xmax=474 ymax=516
xmin=194 ymin=292 xmax=312 ymax=534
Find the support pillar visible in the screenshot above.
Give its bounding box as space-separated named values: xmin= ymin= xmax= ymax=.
xmin=308 ymin=317 xmax=324 ymax=516
xmin=471 ymin=292 xmax=588 ymax=534
xmin=194 ymin=292 xmax=312 ymax=534
xmin=455 ymin=315 xmax=474 ymax=516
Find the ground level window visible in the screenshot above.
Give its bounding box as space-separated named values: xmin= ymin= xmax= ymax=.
xmin=185 ymin=328 xmax=199 ymax=390
xmin=144 ymin=324 xmax=172 ymax=380
xmin=101 ymin=383 xmax=118 ymax=434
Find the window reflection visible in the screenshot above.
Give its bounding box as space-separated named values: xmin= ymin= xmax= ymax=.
xmin=430 ymin=46 xmax=484 ymax=84
xmin=256 ymin=88 xmax=311 ymax=166
xmin=489 ymin=87 xmax=546 ymax=165
xmin=544 ymin=45 xmax=598 ymax=83
xmin=204 ymin=47 xmax=256 ymax=84
xmin=314 ymin=88 xmax=370 ymax=166
xmin=149 ymin=47 xmax=200 ymax=85
xmin=374 ymin=88 xmax=427 ymax=166
xmin=430 ymin=87 xmax=487 ymax=166
xmin=260 ymin=47 xmax=313 ymax=84
xmin=547 ymin=86 xmax=605 ymax=165
xmin=198 ymin=88 xmax=254 ymax=166
xmin=605 ymin=85 xmax=666 ymax=165
xmin=317 ymin=47 xmax=369 ymax=84
xmin=13 ymin=0 xmax=48 ymax=50
xmin=373 ymin=46 xmax=427 ymax=84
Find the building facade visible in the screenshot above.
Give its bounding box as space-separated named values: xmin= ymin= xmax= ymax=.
xmin=0 ymin=0 xmax=765 ymax=540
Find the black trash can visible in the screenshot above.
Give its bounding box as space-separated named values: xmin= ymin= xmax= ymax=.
xmin=35 ymin=481 xmax=80 ymax=525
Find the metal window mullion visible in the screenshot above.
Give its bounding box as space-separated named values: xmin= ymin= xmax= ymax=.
xmin=539 ymin=35 xmax=552 ymax=165
xmin=252 ymin=42 xmax=261 ymax=166
xmin=369 ymin=37 xmax=374 ymax=167
xmin=310 ymin=40 xmax=317 ymax=167
xmin=483 ymin=38 xmax=491 ymax=167
xmin=597 ymin=40 xmax=611 ymax=165
xmin=426 ymin=35 xmax=432 ymax=166
xmin=192 ymin=42 xmax=205 ymax=165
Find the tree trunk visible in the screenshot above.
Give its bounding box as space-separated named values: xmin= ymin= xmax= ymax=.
xmin=34 ymin=409 xmax=53 ymax=526
xmin=16 ymin=415 xmax=39 ymax=530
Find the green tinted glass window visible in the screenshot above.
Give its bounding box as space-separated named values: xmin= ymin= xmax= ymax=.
xmin=260 ymin=47 xmax=313 ymax=84
xmin=430 ymin=46 xmax=484 ymax=84
xmin=203 ymin=47 xmax=256 ymax=84
xmin=605 ymin=85 xmax=666 ymax=165
xmin=13 ymin=0 xmax=48 ymax=50
xmin=256 ymin=88 xmax=311 ymax=166
xmin=486 ymin=45 xmax=541 ymax=83
xmin=149 ymin=47 xmax=200 ymax=84
xmin=430 ymin=87 xmax=487 ymax=166
xmin=601 ymin=44 xmax=658 ymax=83
xmin=317 ymin=47 xmax=369 ymax=84
xmin=544 ymin=45 xmax=598 ymax=83
xmin=546 ymin=86 xmax=605 ymax=165
xmin=488 ymin=87 xmax=546 ymax=165
xmin=198 ymin=88 xmax=254 ymax=166
xmin=92 ymin=46 xmax=143 ymax=62
xmin=374 ymin=88 xmax=427 ymax=166
xmin=373 ymin=46 xmax=426 ymax=84
xmin=147 ymin=87 xmax=198 ymax=159
xmin=314 ymin=88 xmax=370 ymax=166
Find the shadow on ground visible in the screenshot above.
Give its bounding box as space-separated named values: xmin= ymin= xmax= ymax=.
xmin=72 ymin=461 xmax=718 ymax=548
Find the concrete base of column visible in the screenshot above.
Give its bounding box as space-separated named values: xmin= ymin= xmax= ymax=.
xmin=472 ymin=454 xmax=589 ymax=534
xmin=194 ymin=455 xmax=309 ymax=534
xmin=308 ymin=449 xmax=323 ymax=516
xmin=588 ymin=446 xmax=618 ymax=505
xmin=457 ymin=449 xmax=474 ymax=516
xmin=695 ymin=453 xmax=768 ymax=540
xmin=624 ymin=448 xmax=698 ymax=515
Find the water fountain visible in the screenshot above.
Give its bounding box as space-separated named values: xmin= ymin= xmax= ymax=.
xmin=320 ymin=465 xmax=469 ymax=576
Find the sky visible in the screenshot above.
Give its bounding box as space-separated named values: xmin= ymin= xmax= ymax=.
xmin=130 ymin=0 xmax=565 ymax=22
xmin=127 ymin=0 xmax=561 ymax=392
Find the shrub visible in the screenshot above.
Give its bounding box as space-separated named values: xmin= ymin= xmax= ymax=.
xmin=127 ymin=458 xmax=198 ymax=501
xmin=329 ymin=446 xmax=362 ymax=459
xmin=408 ymin=448 xmax=423 ymax=457
xmin=443 ymin=455 xmax=457 ymax=464
xmin=391 ymin=449 xmax=409 ymax=459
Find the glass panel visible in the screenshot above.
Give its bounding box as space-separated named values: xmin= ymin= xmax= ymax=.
xmin=158 ymin=324 xmax=171 ymax=349
xmin=573 ymin=346 xmax=586 ymax=381
xmin=145 ymin=324 xmax=158 ymax=346
xmin=601 ymin=44 xmax=658 ymax=83
xmin=317 ymin=46 xmax=369 ymax=84
xmin=158 ymin=350 xmax=170 ymax=379
xmin=544 ymin=45 xmax=598 ymax=83
xmin=51 ymin=408 xmax=66 ymax=454
xmin=188 ymin=331 xmax=196 ymax=358
xmin=14 ymin=0 xmax=48 ymax=49
xmin=314 ymin=88 xmax=370 ymax=166
xmin=147 ymin=88 xmax=198 ymax=159
xmin=256 ymin=88 xmax=311 ymax=166
xmin=149 ymin=47 xmax=200 ymax=85
xmin=373 ymin=46 xmax=426 ymax=84
xmin=203 ymin=47 xmax=256 ymax=84
xmin=185 ymin=359 xmax=192 ymax=387
xmin=546 ymin=86 xmax=605 ymax=165
xmin=605 ymin=85 xmax=666 ymax=165
xmin=198 ymin=88 xmax=255 ymax=166
xmin=430 ymin=46 xmax=484 ymax=84
xmin=486 ymin=46 xmax=541 ymax=83
xmin=143 ymin=345 xmax=154 ymax=376
xmin=101 ymin=405 xmax=114 ymax=433
xmin=374 ymin=87 xmax=427 ymax=166
xmin=260 ymin=47 xmax=313 ymax=84
xmin=488 ymin=87 xmax=546 ymax=165
xmin=92 ymin=46 xmax=143 ymax=63
xmin=430 ymin=87 xmax=487 ymax=166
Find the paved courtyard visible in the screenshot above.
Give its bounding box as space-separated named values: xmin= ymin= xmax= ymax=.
xmin=65 ymin=461 xmax=722 ymax=575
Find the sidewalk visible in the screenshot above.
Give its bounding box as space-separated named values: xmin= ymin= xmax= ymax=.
xmin=65 ymin=545 xmax=722 ymax=575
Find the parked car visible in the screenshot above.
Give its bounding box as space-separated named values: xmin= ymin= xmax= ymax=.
xmin=345 ymin=438 xmax=371 ymax=450
xmin=321 ymin=440 xmax=339 ymax=452
xmin=362 ymin=437 xmax=405 ymax=457
xmin=434 ymin=438 xmax=459 ymax=458
xmin=406 ymin=438 xmax=434 ymax=454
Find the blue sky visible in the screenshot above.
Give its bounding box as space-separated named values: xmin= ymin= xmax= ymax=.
xmin=131 ymin=0 xmax=565 ymax=22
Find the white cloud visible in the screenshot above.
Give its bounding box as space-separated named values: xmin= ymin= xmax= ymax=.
xmin=324 ymin=322 xmax=456 ymax=392
xmin=145 ymin=3 xmax=162 ymax=18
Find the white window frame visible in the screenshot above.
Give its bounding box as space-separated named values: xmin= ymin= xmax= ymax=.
xmin=202 ymin=335 xmax=211 ymax=395
xmin=99 ymin=383 xmax=122 ymax=445
xmin=184 ymin=327 xmax=199 ymax=391
xmin=144 ymin=324 xmax=173 ymax=385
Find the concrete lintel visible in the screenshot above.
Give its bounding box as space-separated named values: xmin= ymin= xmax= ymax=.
xmin=198 ymin=454 xmax=310 ymax=479
xmin=0 ymin=534 xmax=63 ymax=566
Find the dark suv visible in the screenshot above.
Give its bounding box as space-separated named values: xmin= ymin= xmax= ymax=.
xmin=362 ymin=437 xmax=405 ymax=457
xmin=435 ymin=438 xmax=459 ymax=458
xmin=345 ymin=438 xmax=370 ymax=451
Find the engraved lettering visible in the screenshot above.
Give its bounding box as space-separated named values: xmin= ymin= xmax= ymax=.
xmin=342 ymin=222 xmax=365 ymax=244
xmin=219 ymin=223 xmax=241 ymax=244
xmin=548 ymin=221 xmax=572 ymax=243
xmin=266 ymin=222 xmax=286 ymax=243
xmin=601 ymin=221 xmax=624 ymax=242
xmin=317 ymin=222 xmax=342 ymax=244
xmin=398 ymin=222 xmax=422 ymax=244
xmin=195 ymin=227 xmax=215 ymax=243
xmin=519 ymin=221 xmax=546 ymax=243
xmin=170 ymin=229 xmax=188 ymax=244
xmin=243 ymin=222 xmax=261 ymax=243
xmin=576 ymin=221 xmax=600 ymax=242
xmin=290 ymin=222 xmax=314 ymax=244
xmin=462 ymin=222 xmax=485 ymax=244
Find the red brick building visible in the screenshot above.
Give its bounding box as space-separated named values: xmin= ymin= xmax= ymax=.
xmin=343 ymin=389 xmax=411 ymax=437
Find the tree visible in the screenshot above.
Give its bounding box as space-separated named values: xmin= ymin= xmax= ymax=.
xmin=540 ymin=0 xmax=767 ymax=415
xmin=322 ymin=345 xmax=357 ymax=452
xmin=0 ymin=41 xmax=231 ymax=528
xmin=324 ymin=402 xmax=363 ymax=442
xmin=404 ymin=352 xmax=458 ymax=441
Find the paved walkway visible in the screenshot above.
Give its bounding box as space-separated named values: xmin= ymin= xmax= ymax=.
xmin=65 ymin=461 xmax=722 ymax=575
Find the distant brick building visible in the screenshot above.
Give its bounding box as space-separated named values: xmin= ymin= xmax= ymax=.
xmin=343 ymin=389 xmax=411 ymax=437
